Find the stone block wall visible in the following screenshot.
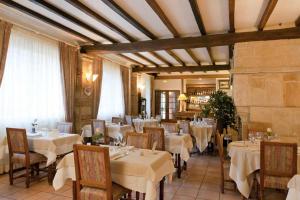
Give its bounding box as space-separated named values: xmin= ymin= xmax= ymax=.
xmin=232 ymin=39 xmax=300 ymax=140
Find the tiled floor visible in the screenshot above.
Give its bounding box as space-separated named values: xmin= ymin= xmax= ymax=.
xmin=0 ymin=155 xmax=287 ymax=200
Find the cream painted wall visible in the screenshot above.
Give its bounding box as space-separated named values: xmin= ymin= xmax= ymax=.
xmin=154 ymin=79 xmax=182 ymax=92
xmin=232 ymin=39 xmax=300 ymax=141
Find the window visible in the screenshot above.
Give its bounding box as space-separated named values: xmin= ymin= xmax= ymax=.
xmin=98 ymin=59 xmax=124 ymax=120
xmin=0 ymin=27 xmax=65 ymax=135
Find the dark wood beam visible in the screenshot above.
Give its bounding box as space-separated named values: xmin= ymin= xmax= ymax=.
xmin=229 ymin=0 xmax=235 ymax=33
xmin=28 ymin=0 xmax=156 ymax=66
xmin=65 ymin=0 xmax=135 ymax=42
xmin=257 ymin=0 xmax=278 ymax=31
xmin=188 ymin=0 xmax=214 ymax=64
xmin=295 ymin=16 xmax=300 ymax=27
xmin=228 ymin=0 xmax=235 ymax=60
xmin=0 ymin=0 xmax=94 ymax=43
xmin=82 ymin=27 xmax=300 ymax=54
xmin=29 ymin=0 xmax=117 ymax=42
xmin=101 ymin=0 xmax=185 ymax=66
xmin=145 ymin=0 xmax=201 ymax=65
xmin=155 ymin=74 xmax=229 ymax=80
xmin=66 ymin=0 xmax=170 ymax=66
xmin=132 ymin=65 xmax=230 ymax=73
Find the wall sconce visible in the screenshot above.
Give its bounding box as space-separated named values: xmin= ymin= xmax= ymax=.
xmin=84 ymin=72 xmax=98 ymax=96
xmin=137 ymin=84 xmax=145 ymax=91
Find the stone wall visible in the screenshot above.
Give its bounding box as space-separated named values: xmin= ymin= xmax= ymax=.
xmin=232 ymin=39 xmax=300 ymax=140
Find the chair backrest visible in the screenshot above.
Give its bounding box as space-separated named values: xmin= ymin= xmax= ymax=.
xmin=91 ymin=120 xmax=108 ymax=144
xmin=6 ymin=128 xmax=30 ymax=158
xmin=143 ymin=127 xmax=165 ymax=151
xmin=125 ymin=115 xmax=132 ymax=125
xmin=57 ymin=122 xmax=73 ymax=133
xmin=260 ymin=141 xmax=297 ymax=185
xmin=178 ymin=121 xmax=190 ymax=134
xmin=112 ymin=117 xmax=123 ymax=124
xmin=125 ymin=132 xmax=150 ymax=149
xmin=73 ymin=144 xmax=112 ymax=199
xmin=161 ymin=122 xmax=178 ymax=133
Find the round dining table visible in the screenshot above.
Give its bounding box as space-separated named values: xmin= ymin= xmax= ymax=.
xmin=228 ymin=139 xmax=300 ymax=198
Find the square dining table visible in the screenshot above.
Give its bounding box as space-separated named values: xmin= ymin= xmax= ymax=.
xmin=53 ymin=145 xmax=175 ymax=200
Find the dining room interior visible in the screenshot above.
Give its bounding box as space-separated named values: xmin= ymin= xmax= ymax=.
xmin=0 ymin=0 xmax=300 ymax=200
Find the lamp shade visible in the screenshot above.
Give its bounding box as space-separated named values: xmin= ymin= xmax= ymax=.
xmin=178 ymin=93 xmax=187 ymax=101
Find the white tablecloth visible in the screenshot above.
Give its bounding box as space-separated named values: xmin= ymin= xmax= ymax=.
xmin=228 ymin=140 xmax=300 ymax=198
xmin=287 ymin=175 xmax=300 ymax=200
xmin=53 ymin=146 xmax=174 ymax=200
xmin=190 ymin=123 xmax=213 ymax=152
xmin=165 ymin=133 xmax=193 ymax=161
xmin=28 ymin=133 xmax=82 ymax=166
xmin=133 ymin=119 xmax=159 ymax=133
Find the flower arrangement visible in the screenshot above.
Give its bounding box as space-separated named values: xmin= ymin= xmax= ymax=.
xmin=92 ymin=133 xmax=104 ymax=144
xmin=31 ymin=119 xmax=38 ymax=133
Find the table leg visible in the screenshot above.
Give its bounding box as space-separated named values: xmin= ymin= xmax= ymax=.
xmin=47 ymin=162 xmax=56 ymax=185
xmin=177 ymin=154 xmax=181 ymax=178
xmin=159 ymin=177 xmax=165 ymax=200
xmin=72 ymin=181 xmax=77 ymax=200
xmin=183 ymin=161 xmax=187 ymax=171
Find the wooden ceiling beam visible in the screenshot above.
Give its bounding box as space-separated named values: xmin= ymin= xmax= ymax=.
xmin=228 ymin=0 xmax=235 ymax=60
xmin=132 ymin=65 xmax=230 ymax=73
xmin=257 ymin=0 xmax=278 ymax=31
xmin=229 ymin=0 xmax=235 ymax=33
xmin=30 ymin=0 xmax=157 ymax=66
xmin=145 ymin=0 xmax=201 ymax=66
xmin=188 ymin=0 xmax=214 ymax=64
xmin=29 ymin=0 xmax=117 ymax=42
xmin=117 ymin=54 xmax=145 ymax=66
xmin=101 ymin=0 xmax=185 ymax=66
xmin=82 ymin=27 xmax=300 ymax=54
xmin=0 ymin=0 xmax=94 ymax=43
xmin=155 ymin=74 xmax=230 ymax=80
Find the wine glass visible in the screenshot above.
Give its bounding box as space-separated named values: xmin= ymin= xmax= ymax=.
xmin=248 ymin=132 xmax=255 ymax=143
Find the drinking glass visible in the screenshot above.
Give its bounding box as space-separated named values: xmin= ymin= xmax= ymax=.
xmin=248 ymin=132 xmax=255 ymax=143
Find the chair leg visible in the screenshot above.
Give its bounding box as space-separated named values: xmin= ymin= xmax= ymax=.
xmin=136 ymin=192 xmax=140 ymax=200
xmin=25 ymin=166 xmax=30 ymax=188
xmin=35 ymin=163 xmax=40 ymax=175
xmin=127 ymin=191 xmax=131 ymax=200
xmin=142 ymin=193 xmax=145 ymax=200
xmin=9 ymin=161 xmax=13 ymax=185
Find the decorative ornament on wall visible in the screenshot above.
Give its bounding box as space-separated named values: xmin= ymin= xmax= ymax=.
xmin=84 ymin=72 xmax=98 ymax=96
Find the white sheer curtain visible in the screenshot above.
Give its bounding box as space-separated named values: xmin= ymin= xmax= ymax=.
xmin=0 ymin=27 xmax=65 ymax=137
xmin=97 ymin=59 xmax=124 ymax=120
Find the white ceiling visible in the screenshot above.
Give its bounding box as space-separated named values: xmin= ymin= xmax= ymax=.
xmin=0 ymin=0 xmax=299 ymax=69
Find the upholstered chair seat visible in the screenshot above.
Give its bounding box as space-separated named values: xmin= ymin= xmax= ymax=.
xmin=12 ymin=152 xmax=46 ymax=164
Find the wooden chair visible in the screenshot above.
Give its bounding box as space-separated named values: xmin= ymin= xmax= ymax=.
xmin=143 ymin=127 xmax=165 ymax=151
xmin=73 ymin=144 xmax=131 ymax=200
xmin=260 ymin=141 xmax=297 ymax=200
xmin=216 ymin=132 xmax=235 ymax=193
xmin=112 ymin=117 xmax=123 ymax=124
xmin=161 ymin=122 xmax=178 ymax=133
xmin=91 ymin=120 xmax=108 ymax=144
xmin=178 ymin=120 xmax=190 ymax=134
xmin=57 ymin=122 xmax=73 ymax=133
xmin=6 ymin=128 xmax=47 ymax=188
xmin=125 ymin=132 xmax=150 ymax=149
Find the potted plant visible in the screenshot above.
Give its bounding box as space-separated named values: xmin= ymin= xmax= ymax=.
xmin=202 ymin=104 xmax=211 ymax=118
xmin=207 ymin=90 xmax=236 ymax=133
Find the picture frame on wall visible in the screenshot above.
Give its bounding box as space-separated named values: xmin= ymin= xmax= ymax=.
xmin=218 ymin=80 xmax=230 ymax=89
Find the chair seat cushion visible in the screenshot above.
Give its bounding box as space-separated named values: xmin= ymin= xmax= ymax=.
xmin=12 ymin=152 xmax=46 ymax=165
xmin=80 ymin=183 xmax=130 ymax=200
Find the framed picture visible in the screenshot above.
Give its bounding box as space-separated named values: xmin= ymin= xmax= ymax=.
xmin=218 ymin=80 xmax=230 ymax=90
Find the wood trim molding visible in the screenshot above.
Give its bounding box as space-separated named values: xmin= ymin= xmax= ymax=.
xmin=132 ymin=65 xmax=230 ymax=73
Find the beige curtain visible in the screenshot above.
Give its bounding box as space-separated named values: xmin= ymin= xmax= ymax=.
xmin=59 ymin=42 xmax=78 ymax=122
xmin=121 ymin=66 xmax=130 ymax=115
xmin=0 ymin=20 xmax=12 ymax=87
xmin=92 ymin=57 xmax=103 ymax=119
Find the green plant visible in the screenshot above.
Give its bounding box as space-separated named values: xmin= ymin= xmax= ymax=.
xmin=92 ymin=133 xmax=103 ymax=144
xmin=207 ymin=90 xmax=236 ymax=130
xmin=202 ymin=104 xmax=211 ymax=118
